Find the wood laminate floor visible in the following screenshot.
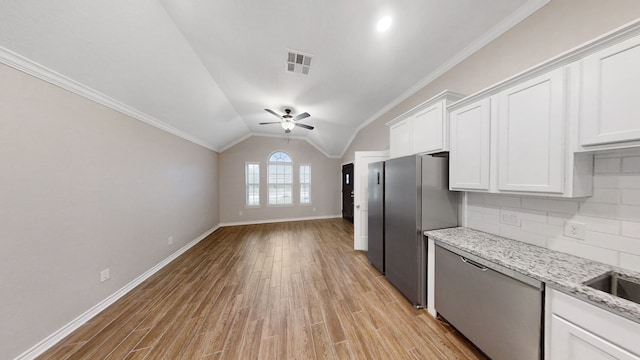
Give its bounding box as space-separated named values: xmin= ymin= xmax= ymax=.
xmin=37 ymin=219 xmax=486 ymax=359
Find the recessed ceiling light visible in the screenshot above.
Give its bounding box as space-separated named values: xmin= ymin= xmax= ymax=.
xmin=376 ymin=16 xmax=392 ymax=32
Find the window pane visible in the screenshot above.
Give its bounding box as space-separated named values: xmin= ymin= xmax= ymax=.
xmin=268 ymin=184 xmax=292 ymax=205
xmin=300 ymin=165 xmax=311 ymax=204
xmin=269 ymin=151 xmax=292 ymax=163
xmin=246 ymin=163 xmax=260 ymax=206
xmin=268 ymin=152 xmax=292 ymax=205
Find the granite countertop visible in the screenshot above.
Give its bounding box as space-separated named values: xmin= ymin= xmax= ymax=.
xmin=425 ymin=227 xmax=640 ymax=324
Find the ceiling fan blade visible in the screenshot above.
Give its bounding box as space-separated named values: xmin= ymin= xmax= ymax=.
xmin=295 ymin=123 xmax=314 ymax=130
xmin=259 ymin=122 xmax=281 ymax=125
xmin=293 ymin=112 xmax=310 ymax=121
xmin=264 ymin=108 xmax=282 ymax=119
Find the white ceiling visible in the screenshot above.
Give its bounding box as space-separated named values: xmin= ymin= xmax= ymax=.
xmin=0 ymin=0 xmax=543 ymax=157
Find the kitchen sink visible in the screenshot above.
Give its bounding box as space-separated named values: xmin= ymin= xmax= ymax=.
xmin=585 ymin=272 xmax=640 ymax=305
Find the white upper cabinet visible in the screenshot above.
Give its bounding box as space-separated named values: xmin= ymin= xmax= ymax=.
xmin=387 ymin=91 xmax=464 ymax=158
xmin=580 ymin=35 xmax=640 ymax=147
xmin=449 ymin=98 xmax=492 ymax=191
xmin=412 ymin=102 xmax=446 ymax=154
xmin=389 ymin=120 xmax=412 ymax=158
xmin=448 ymin=63 xmax=593 ymax=198
xmin=497 ymin=68 xmax=566 ymax=193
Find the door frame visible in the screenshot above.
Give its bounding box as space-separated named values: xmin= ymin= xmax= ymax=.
xmin=353 ymin=150 xmax=389 ymax=250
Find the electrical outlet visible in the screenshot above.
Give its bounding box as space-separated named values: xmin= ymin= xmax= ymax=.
xmin=100 ymin=268 xmax=110 ymax=282
xmin=564 ymin=221 xmax=586 ymax=240
xmin=168 ymin=236 xmax=174 ymax=245
xmin=499 ymin=211 xmax=521 ymax=227
xmin=312 ymin=207 xmax=316 ymax=212
xmin=239 ymin=211 xmax=243 ymax=217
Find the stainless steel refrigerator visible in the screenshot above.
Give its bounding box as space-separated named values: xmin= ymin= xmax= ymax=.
xmin=378 ymin=154 xmax=458 ymax=307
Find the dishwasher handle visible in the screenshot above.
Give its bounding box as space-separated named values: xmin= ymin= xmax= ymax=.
xmin=460 ymin=256 xmax=488 ymax=271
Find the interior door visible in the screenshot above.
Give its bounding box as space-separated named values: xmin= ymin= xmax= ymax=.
xmin=353 ymin=151 xmax=389 ymax=250
xmin=342 ymin=163 xmax=354 ymax=223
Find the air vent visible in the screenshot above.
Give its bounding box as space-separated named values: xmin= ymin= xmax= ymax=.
xmin=286 ymin=50 xmax=312 ymax=75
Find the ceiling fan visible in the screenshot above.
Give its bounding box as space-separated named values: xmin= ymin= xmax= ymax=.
xmin=260 ymin=108 xmax=314 ymax=133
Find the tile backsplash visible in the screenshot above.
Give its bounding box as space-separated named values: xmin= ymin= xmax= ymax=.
xmin=464 ymin=148 xmax=640 ymax=272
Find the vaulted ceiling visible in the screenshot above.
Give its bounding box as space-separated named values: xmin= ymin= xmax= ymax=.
xmin=0 ymin=0 xmax=543 ymax=157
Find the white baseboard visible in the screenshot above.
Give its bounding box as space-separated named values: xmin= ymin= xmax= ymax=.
xmin=219 ymin=214 xmax=342 ymax=227
xmin=13 ymin=224 xmax=220 ymax=360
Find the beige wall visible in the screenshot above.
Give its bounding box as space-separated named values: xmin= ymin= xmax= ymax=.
xmin=219 ymin=136 xmax=341 ymax=224
xmin=0 ymin=63 xmax=219 ymax=360
xmin=341 ymin=0 xmax=640 ymax=164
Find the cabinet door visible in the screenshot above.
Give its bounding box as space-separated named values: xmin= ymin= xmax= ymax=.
xmin=411 ymin=102 xmax=444 ymax=154
xmin=497 ymin=68 xmax=565 ymax=193
xmin=550 ymin=314 xmax=640 ymax=360
xmin=389 ymin=120 xmax=411 ymax=158
xmin=581 ymin=35 xmax=640 ymax=146
xmin=449 ymin=98 xmax=491 ymax=190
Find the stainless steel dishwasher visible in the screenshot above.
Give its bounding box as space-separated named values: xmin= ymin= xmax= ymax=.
xmin=435 ymin=243 xmax=543 ymax=360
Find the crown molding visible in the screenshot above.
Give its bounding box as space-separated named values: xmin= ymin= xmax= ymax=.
xmin=218 ymin=133 xmax=255 ymax=152
xmin=339 ymin=0 xmax=550 ymax=158
xmin=384 ymin=90 xmax=465 ymax=127
xmin=0 ymin=46 xmax=219 ymax=152
xmin=449 ymin=16 xmax=640 ymax=111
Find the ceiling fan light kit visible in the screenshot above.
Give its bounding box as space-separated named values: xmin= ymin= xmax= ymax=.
xmin=281 ymin=121 xmax=295 ymax=133
xmin=260 ymin=108 xmax=314 ymax=133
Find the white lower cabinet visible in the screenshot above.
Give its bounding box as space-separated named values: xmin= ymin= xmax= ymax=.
xmin=550 ymin=315 xmax=639 ymax=360
xmin=547 ymin=289 xmax=640 ymax=360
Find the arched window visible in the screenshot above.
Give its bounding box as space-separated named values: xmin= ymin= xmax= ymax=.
xmin=268 ymin=151 xmax=293 ymax=205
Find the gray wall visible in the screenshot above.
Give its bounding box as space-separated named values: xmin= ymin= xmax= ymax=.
xmin=0 ymin=63 xmax=220 ymax=360
xmin=341 ymin=0 xmax=640 ymax=164
xmin=219 ymin=135 xmax=341 ymax=224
